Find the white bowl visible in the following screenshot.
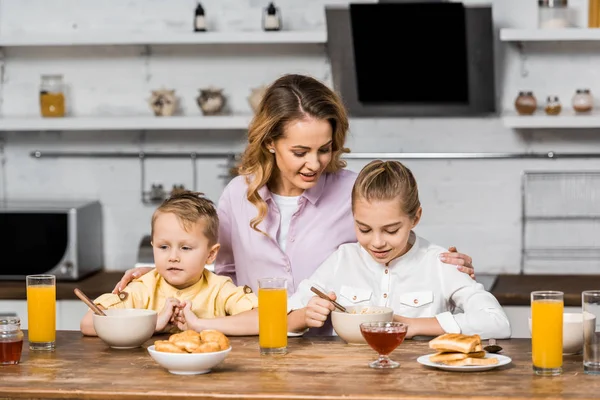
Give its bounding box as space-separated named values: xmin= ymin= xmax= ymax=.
xmin=331 ymin=305 xmax=394 ymax=345
xmin=93 ymin=309 xmax=157 ymax=349
xmin=147 ymin=345 xmax=232 ymax=375
xmin=528 ymin=313 xmax=584 ymax=355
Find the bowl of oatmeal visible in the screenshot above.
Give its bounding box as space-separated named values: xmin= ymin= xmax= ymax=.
xmin=331 ymin=306 xmax=394 ymax=345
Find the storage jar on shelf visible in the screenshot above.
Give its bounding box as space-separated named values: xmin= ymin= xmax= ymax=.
xmin=572 ymin=89 xmax=593 ymax=113
xmin=39 ymin=74 xmax=66 ymax=118
xmin=538 ymin=0 xmax=571 ymax=29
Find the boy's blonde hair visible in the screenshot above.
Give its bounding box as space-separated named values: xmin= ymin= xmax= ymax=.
xmin=151 ymin=191 xmax=219 ymax=245
xmin=237 ymin=74 xmax=350 ymax=235
xmin=352 ymin=160 xmax=421 ymax=219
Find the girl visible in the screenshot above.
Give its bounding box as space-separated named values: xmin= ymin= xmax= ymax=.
xmin=287 ymin=160 xmax=511 ymax=339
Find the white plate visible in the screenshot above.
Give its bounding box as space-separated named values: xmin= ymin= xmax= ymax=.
xmin=417 ymin=353 xmax=512 ymax=372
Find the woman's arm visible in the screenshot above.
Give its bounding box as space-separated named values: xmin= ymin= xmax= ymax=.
xmin=214 ymin=187 xmax=237 ymax=283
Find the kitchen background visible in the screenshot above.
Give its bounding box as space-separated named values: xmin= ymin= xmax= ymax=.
xmin=1 ymin=0 xmax=600 ymax=280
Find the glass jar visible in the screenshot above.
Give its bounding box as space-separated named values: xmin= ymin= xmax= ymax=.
xmin=545 ymin=96 xmax=562 ymax=115
xmin=515 ymin=91 xmax=537 ymax=115
xmin=539 ymin=0 xmax=571 ymax=29
xmin=572 ymin=89 xmax=593 ymax=113
xmin=0 ymin=317 xmax=24 ymax=365
xmin=40 ymin=74 xmax=66 ymax=118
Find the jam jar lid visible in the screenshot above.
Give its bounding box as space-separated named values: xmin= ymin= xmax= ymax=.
xmin=0 ymin=316 xmax=21 ymax=332
xmin=576 ymin=89 xmax=591 ymax=94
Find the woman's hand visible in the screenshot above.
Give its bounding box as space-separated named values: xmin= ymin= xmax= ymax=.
xmin=111 ymin=266 xmax=154 ymax=294
xmin=304 ymin=293 xmax=336 ymax=328
xmin=439 ymin=246 xmax=475 ymax=279
xmin=156 ymin=297 xmax=181 ymax=332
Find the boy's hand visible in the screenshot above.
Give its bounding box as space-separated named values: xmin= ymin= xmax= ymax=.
xmin=304 ymin=292 xmax=336 ymax=328
xmin=175 ymin=301 xmax=202 ymax=332
xmin=156 ymin=297 xmax=181 ymax=332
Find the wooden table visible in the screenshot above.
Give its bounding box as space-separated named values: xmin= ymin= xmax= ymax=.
xmin=0 ymin=332 xmax=598 ymax=400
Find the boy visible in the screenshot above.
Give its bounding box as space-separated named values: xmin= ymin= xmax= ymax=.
xmin=80 ymin=191 xmax=259 ymax=336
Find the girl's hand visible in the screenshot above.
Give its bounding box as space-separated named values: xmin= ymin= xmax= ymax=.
xmin=304 ymin=293 xmax=336 ymax=328
xmin=439 ymin=246 xmax=475 ymax=279
xmin=156 ymin=297 xmax=181 ymax=332
xmin=112 ymin=266 xmax=154 ymax=294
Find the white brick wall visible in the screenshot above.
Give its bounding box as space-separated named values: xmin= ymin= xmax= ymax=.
xmin=1 ymin=0 xmax=600 ymax=275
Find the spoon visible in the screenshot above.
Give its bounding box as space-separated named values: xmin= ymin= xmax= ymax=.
xmin=74 ymin=288 xmax=106 ymax=316
xmin=310 ymin=286 xmax=347 ymax=313
xmin=483 ymin=338 xmax=503 ymax=354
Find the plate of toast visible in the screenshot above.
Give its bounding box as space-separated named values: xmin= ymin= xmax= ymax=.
xmin=417 ymin=333 xmax=512 ymax=372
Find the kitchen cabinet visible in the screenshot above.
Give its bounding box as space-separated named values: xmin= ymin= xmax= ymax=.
xmin=0 ymin=300 xmax=89 ymax=331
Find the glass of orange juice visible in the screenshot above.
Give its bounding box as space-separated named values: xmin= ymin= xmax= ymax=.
xmin=26 ymin=275 xmax=56 ymax=351
xmin=258 ymin=278 xmax=287 ymax=355
xmin=531 ymin=290 xmax=563 ymax=376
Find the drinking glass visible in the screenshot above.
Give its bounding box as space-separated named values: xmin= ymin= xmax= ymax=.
xmin=360 ymin=322 xmax=407 ymax=369
xmin=258 ymin=278 xmax=287 ymax=355
xmin=531 ymin=290 xmax=563 ymax=376
xmin=582 ymin=290 xmax=600 ymax=375
xmin=26 ymin=275 xmax=56 ymax=351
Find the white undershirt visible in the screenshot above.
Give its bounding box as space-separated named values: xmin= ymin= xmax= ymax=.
xmin=271 ymin=193 xmax=300 ymax=252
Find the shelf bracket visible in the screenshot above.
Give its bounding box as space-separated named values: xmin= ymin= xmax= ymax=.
xmin=0 ymin=48 xmax=5 ymax=117
xmin=516 ymin=41 xmax=529 ymax=78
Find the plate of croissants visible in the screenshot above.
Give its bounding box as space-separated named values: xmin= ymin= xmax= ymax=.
xmin=147 ymin=329 xmax=231 ymax=375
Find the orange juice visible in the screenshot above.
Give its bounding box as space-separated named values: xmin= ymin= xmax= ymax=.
xmin=532 ymin=299 xmax=563 ymax=369
xmin=27 ymin=285 xmax=56 ymax=343
xmin=258 ymin=288 xmax=287 ymax=350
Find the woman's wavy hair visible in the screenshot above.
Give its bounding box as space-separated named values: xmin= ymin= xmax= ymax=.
xmin=238 ymin=74 xmax=350 ymax=234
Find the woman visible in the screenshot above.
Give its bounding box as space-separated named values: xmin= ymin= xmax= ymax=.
xmin=113 ymin=74 xmax=475 ymax=296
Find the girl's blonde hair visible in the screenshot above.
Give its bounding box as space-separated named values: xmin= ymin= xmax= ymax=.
xmin=151 ymin=191 xmax=219 ymax=246
xmin=238 ymin=74 xmax=350 ymax=234
xmin=352 ymin=160 xmax=421 ymax=219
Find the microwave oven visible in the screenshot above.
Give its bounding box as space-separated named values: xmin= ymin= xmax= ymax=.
xmin=0 ymin=200 xmax=103 ymax=280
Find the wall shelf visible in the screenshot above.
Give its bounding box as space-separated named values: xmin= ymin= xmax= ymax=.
xmin=0 ymin=115 xmax=252 ymax=131
xmin=500 ymin=28 xmax=600 ymax=42
xmin=0 ymin=31 xmax=327 ymax=47
xmin=502 ymin=110 xmax=600 ymax=129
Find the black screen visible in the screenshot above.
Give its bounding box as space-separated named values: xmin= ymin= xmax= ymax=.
xmin=0 ymin=213 xmax=67 ymax=276
xmin=349 ymin=2 xmax=469 ymax=105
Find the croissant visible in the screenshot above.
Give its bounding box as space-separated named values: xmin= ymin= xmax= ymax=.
xmin=154 ymin=329 xmax=230 ymax=353
xmin=200 ymin=329 xmax=230 ymax=351
xmin=155 ymin=340 xmax=186 ymax=353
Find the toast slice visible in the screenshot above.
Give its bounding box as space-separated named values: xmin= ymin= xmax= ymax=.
xmin=429 ymin=350 xmax=486 ymax=363
xmin=429 ymin=333 xmax=481 ymax=354
xmin=442 ymin=357 xmax=499 ymax=367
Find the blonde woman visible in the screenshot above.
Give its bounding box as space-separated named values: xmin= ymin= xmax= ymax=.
xmin=113 ymin=74 xmax=475 ymax=298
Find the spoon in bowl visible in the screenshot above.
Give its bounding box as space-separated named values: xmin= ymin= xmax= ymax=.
xmin=310 ymin=286 xmax=347 ymax=313
xmin=74 ymin=288 xmax=106 ymax=316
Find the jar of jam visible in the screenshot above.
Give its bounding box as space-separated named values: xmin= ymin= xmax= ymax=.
xmin=0 ymin=316 xmax=24 ymax=365
xmin=40 ymin=74 xmax=66 ymax=118
xmin=572 ymin=89 xmax=593 ymax=113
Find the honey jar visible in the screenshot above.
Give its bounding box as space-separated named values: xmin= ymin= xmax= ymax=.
xmin=545 ymin=96 xmax=562 ymax=116
xmin=40 ymin=74 xmax=66 ymax=118
xmin=0 ymin=316 xmax=23 ymax=365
